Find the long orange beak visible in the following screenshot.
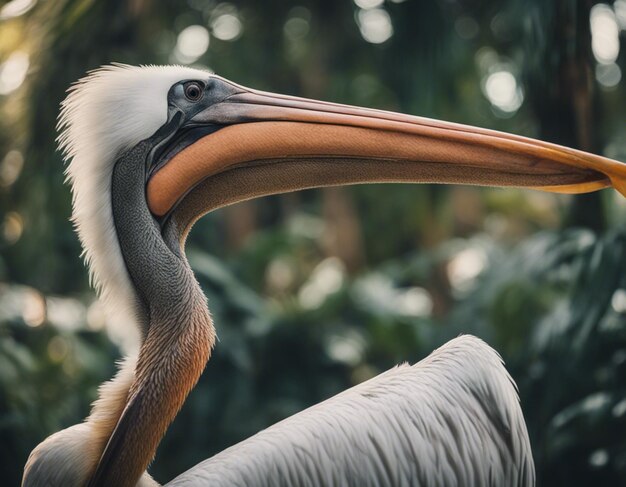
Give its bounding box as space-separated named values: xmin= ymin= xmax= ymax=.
xmin=146 ymin=79 xmax=626 ymax=218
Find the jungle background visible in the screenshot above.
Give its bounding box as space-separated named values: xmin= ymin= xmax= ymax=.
xmin=0 ymin=0 xmax=625 ymax=484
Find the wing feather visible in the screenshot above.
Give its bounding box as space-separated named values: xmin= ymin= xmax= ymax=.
xmin=166 ymin=335 xmax=534 ymax=487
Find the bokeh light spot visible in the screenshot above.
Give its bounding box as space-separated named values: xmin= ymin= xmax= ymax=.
xmin=0 ymin=149 xmax=24 ymax=187
xmin=590 ymin=4 xmax=620 ymax=64
xmin=284 ymin=16 xmax=310 ymax=40
xmin=447 ymin=247 xmax=488 ymax=293
xmin=46 ymin=297 xmax=86 ymax=331
xmin=613 ymin=398 xmax=626 ymax=417
xmin=3 ymin=211 xmax=23 ymax=244
xmin=265 ymin=257 xmax=295 ymax=292
xmin=354 ymin=0 xmax=383 ymax=9
xmin=589 ymin=449 xmax=609 ymax=468
xmin=354 ymin=274 xmax=433 ymax=318
xmin=299 ymin=257 xmax=346 ymax=309
xmin=0 ymin=52 xmax=29 ymax=95
xmin=483 ymin=70 xmax=523 ymax=114
xmin=395 ymin=287 xmax=433 ymax=317
xmin=611 ymin=288 xmax=626 ymax=312
xmin=357 ymin=8 xmax=394 ymax=44
xmin=0 ymin=0 xmax=36 ymax=20
xmin=22 ymin=288 xmax=45 ymax=327
xmin=47 ymin=336 xmax=69 ymax=363
xmin=175 ymin=25 xmax=210 ymax=63
xmin=211 ymin=14 xmax=242 ymax=41
xmin=326 ymin=331 xmax=365 ymax=366
xmin=595 ymin=62 xmax=622 ymax=88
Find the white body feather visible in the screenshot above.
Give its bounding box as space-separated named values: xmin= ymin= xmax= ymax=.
xmin=23 ymin=357 xmax=159 ymax=487
xmin=166 ymin=335 xmax=534 ymax=487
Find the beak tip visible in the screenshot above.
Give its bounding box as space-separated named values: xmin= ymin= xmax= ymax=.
xmin=610 ymin=175 xmax=626 ymax=199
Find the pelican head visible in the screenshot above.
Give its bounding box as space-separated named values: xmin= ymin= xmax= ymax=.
xmin=22 ymin=64 xmax=626 ymax=487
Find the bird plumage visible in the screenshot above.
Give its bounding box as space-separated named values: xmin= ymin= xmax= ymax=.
xmin=23 ymin=356 xmax=159 ymax=486
xmin=21 ymin=64 xmax=549 ymax=487
xmin=166 ymin=335 xmax=534 ymax=487
xmin=58 ymin=64 xmax=208 ymax=347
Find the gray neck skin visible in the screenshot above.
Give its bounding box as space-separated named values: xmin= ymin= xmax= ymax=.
xmin=112 ymin=140 xmax=191 ymax=336
xmin=89 ymin=141 xmax=214 ymax=487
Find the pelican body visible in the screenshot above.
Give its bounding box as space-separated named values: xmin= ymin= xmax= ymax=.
xmin=21 ymin=64 xmax=626 ymax=487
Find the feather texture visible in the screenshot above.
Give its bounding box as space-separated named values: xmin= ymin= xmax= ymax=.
xmin=57 ymin=64 xmax=209 ymax=348
xmin=23 ymin=356 xmax=158 ymax=487
xmin=166 ymin=335 xmax=534 ymax=487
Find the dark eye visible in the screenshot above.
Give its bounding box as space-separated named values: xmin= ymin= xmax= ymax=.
xmin=184 ymin=81 xmax=203 ymax=101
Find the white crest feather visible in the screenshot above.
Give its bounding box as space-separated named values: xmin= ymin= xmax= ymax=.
xmin=58 ymin=64 xmax=209 ymax=349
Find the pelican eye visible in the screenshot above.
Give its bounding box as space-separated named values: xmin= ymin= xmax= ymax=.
xmin=183 ymin=81 xmax=203 ymax=102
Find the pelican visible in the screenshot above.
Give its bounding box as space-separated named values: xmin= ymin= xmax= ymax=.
xmin=22 ymin=64 xmax=626 ymax=487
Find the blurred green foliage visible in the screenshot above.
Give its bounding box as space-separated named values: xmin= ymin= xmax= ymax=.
xmin=0 ymin=0 xmax=625 ymax=485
